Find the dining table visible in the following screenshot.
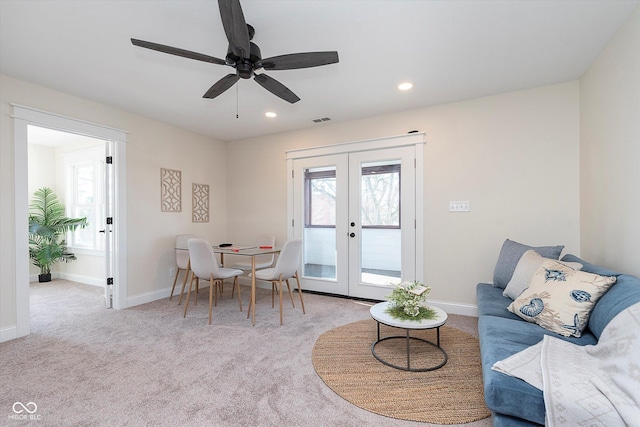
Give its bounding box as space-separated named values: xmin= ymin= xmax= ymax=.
xmin=213 ymin=245 xmax=281 ymax=326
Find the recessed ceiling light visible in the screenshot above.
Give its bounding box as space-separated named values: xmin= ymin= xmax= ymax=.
xmin=265 ymin=112 xmax=277 ymax=118
xmin=398 ymin=82 xmax=413 ymax=91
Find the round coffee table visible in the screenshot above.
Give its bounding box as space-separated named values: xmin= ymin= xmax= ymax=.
xmin=370 ymin=301 xmax=448 ymax=372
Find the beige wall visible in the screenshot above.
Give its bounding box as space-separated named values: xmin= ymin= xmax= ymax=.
xmin=1 ymin=74 xmax=227 ymax=336
xmin=580 ymin=6 xmax=640 ymax=277
xmin=226 ymin=82 xmax=581 ymax=307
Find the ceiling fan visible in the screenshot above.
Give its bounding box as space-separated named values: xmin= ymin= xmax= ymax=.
xmin=131 ymin=0 xmax=339 ymax=104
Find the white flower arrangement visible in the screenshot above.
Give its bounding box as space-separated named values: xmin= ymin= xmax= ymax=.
xmin=385 ymin=281 xmax=436 ymax=321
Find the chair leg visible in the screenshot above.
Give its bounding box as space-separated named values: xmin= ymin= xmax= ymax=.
xmin=295 ymin=272 xmax=306 ymax=314
xmin=208 ymin=276 xmax=214 ymax=325
xmin=194 ymin=264 xmax=201 ymax=304
xmin=271 ymin=283 xmax=276 ymax=308
xmin=278 ymin=275 xmax=284 ymax=325
xmin=213 ymin=277 xmax=219 ymax=308
xmin=285 ymin=279 xmax=295 ymax=308
xmin=193 ymin=275 xmax=200 ymax=306
xmin=183 ymin=275 xmax=196 ymax=318
xmin=177 ymin=269 xmax=191 ymax=305
xmin=169 ymin=267 xmax=181 ymax=301
xmin=234 ymin=276 xmax=242 ymax=312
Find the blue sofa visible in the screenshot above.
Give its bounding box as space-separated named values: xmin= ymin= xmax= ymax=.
xmin=477 ymin=254 xmax=640 ymax=426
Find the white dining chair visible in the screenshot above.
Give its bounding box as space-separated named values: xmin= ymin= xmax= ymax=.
xmin=170 ymin=234 xmax=196 ymax=304
xmin=184 ymin=238 xmax=244 ymax=325
xmin=250 ymin=239 xmax=304 ymax=325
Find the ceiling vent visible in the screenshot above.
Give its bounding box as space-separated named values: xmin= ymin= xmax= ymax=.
xmin=312 ymin=117 xmax=331 ymax=123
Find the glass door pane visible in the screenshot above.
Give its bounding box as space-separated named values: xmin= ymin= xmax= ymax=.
xmin=360 ymin=161 xmax=402 ymax=285
xmin=303 ymin=166 xmax=337 ymax=280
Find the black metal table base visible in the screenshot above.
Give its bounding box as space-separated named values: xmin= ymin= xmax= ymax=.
xmin=371 ymin=321 xmax=448 ymax=372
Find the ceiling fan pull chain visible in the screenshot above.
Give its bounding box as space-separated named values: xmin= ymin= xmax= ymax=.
xmin=236 ymin=83 xmax=239 ymax=119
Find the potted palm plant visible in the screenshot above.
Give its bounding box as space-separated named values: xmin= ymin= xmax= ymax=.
xmin=28 ymin=187 xmax=88 ymax=282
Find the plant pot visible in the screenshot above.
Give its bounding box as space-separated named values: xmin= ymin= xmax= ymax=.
xmin=38 ymin=273 xmax=52 ymax=283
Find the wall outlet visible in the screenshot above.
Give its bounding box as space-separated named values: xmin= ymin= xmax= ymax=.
xmin=449 ymin=201 xmax=470 ymax=212
xmin=169 ymin=267 xmax=176 ymax=277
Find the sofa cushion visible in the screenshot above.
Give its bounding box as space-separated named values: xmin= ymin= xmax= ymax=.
xmin=477 ymin=315 xmax=596 ymax=425
xmin=561 ymin=254 xmax=640 ymax=340
xmin=477 ymin=283 xmax=523 ymax=320
xmin=492 ymin=239 xmax=564 ymax=289
xmin=508 ymin=259 xmax=616 ymax=337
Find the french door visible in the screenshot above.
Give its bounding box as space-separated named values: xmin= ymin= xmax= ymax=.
xmin=288 ymin=135 xmax=422 ymax=301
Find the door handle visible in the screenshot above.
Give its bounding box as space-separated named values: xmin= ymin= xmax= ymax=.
xmin=349 ymin=232 xmax=355 ymax=238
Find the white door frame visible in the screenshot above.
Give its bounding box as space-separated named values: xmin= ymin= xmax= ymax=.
xmin=286 ymin=132 xmax=425 ymax=297
xmin=12 ymin=104 xmax=128 ymax=339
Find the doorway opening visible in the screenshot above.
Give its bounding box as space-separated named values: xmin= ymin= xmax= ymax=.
xmin=13 ymin=105 xmax=128 ymax=339
xmin=27 ymin=125 xmax=109 ymax=302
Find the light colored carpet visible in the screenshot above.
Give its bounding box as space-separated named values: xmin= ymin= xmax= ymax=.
xmin=312 ymin=320 xmax=490 ymax=424
xmin=0 ymin=280 xmax=492 ymax=426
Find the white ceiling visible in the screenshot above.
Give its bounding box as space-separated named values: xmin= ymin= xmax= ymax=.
xmin=1 ymin=1 xmax=638 ymax=142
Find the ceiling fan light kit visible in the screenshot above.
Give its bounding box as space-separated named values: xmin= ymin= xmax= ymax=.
xmin=131 ymin=0 xmax=339 ymax=104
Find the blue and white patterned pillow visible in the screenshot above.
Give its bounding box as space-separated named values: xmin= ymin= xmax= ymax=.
xmin=508 ymin=259 xmax=616 ymax=337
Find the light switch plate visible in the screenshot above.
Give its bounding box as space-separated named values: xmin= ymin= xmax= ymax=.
xmin=449 ymin=201 xmax=470 ymax=212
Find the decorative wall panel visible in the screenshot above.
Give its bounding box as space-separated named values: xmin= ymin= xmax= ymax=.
xmin=192 ymin=183 xmax=209 ymax=223
xmin=161 ymin=168 xmax=181 ymax=212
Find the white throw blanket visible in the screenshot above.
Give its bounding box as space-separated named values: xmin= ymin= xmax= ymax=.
xmin=492 ymin=302 xmax=640 ymax=426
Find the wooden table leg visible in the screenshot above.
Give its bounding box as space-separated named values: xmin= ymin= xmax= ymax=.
xmin=251 ymin=256 xmax=256 ymax=325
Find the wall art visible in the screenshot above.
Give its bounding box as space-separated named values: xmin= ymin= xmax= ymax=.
xmin=192 ymin=183 xmax=209 ymax=222
xmin=161 ymin=168 xmax=181 ymax=212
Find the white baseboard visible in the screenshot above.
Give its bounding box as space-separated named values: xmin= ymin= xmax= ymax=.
xmin=29 ymin=272 xmax=104 ymax=288
xmin=427 ymin=299 xmax=478 ymax=317
xmin=126 ymin=288 xmax=174 ymax=308
xmin=0 ymin=325 xmax=18 ymax=343
xmin=59 ymin=273 xmax=105 ymax=287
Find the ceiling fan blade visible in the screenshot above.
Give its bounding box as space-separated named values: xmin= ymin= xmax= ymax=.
xmin=218 ymin=0 xmax=250 ymax=59
xmin=203 ymin=74 xmax=241 ymax=99
xmin=254 ymin=74 xmax=300 ymax=104
xmin=131 ymin=38 xmax=227 ymax=65
xmin=259 ymin=51 xmax=339 ymax=70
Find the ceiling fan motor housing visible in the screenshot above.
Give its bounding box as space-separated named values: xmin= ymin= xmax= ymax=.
xmin=227 ymin=41 xmax=261 ymax=79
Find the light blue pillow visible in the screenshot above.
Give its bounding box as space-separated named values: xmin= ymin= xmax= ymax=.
xmin=492 ymin=239 xmax=564 ymax=288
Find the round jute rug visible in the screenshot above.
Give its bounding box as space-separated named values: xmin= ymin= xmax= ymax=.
xmin=312 ymin=319 xmax=490 ymax=424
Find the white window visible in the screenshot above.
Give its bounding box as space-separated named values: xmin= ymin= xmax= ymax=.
xmin=65 ymin=145 xmax=105 ymax=252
